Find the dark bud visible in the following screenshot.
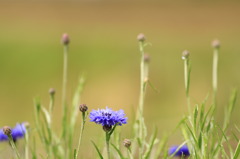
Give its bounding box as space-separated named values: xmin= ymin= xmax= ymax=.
xmin=49 ymin=88 xmax=55 ymax=96
xmin=123 ymin=139 xmax=131 ymax=148
xmin=103 ymin=125 xmax=112 ymax=132
xmin=182 ymin=50 xmax=190 ymax=60
xmin=212 ymin=39 xmax=220 ymax=49
xmin=144 ymin=53 xmax=150 ymax=63
xmin=3 ymin=126 xmax=12 ymax=136
xmin=79 ymin=104 xmax=88 ymax=113
xmin=137 ymin=33 xmax=146 ymax=42
xmin=61 ymin=33 xmax=70 ymax=45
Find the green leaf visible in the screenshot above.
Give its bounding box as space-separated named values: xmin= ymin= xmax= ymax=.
xmin=91 ymin=140 xmax=104 ymax=159
xmin=233 ymin=140 xmax=240 ymax=159
xmin=111 ymin=143 xmax=125 ymax=159
xmin=143 ymin=127 xmax=158 ymax=159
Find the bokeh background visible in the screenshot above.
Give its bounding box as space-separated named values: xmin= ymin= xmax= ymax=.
xmin=1 ymin=0 xmax=240 ymax=157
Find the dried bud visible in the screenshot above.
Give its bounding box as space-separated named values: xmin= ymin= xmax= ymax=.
xmin=3 ymin=126 xmax=12 ymax=136
xmin=79 ymin=104 xmax=88 ymax=112
xmin=49 ymin=88 xmax=55 ymax=96
xmin=61 ymin=33 xmax=70 ymax=45
xmin=24 ymin=122 xmax=30 ymax=129
xmin=182 ymin=50 xmax=190 ymax=60
xmin=144 ymin=53 xmax=150 ymax=63
xmin=137 ymin=33 xmax=146 ymax=42
xmin=123 ymin=139 xmax=131 ymax=148
xmin=212 ymin=39 xmax=220 ymax=49
xmin=103 ymin=125 xmax=112 ymax=132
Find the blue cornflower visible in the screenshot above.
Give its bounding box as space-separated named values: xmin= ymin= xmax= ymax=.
xmin=89 ymin=107 xmax=127 ymax=127
xmin=0 ymin=123 xmax=27 ymax=142
xmin=169 ymin=145 xmax=190 ymax=157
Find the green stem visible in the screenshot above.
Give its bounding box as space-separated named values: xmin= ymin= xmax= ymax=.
xmin=75 ymin=112 xmax=87 ymax=159
xmin=184 ymin=59 xmax=191 ymax=113
xmin=213 ymin=48 xmax=219 ymax=106
xmin=8 ymin=135 xmax=21 ymax=159
xmin=106 ymin=132 xmax=110 ymax=159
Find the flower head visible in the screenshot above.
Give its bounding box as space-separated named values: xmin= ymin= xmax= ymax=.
xmin=169 ymin=145 xmax=190 ymax=157
xmin=89 ymin=107 xmax=127 ymax=127
xmin=0 ymin=123 xmax=27 ymax=142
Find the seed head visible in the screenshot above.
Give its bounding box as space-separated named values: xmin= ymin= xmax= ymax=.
xmin=3 ymin=126 xmax=11 ymax=136
xmin=49 ymin=88 xmax=55 ymax=96
xmin=137 ymin=33 xmax=146 ymax=42
xmin=212 ymin=39 xmax=220 ymax=49
xmin=144 ymin=53 xmax=150 ymax=63
xmin=182 ymin=50 xmax=190 ymax=60
xmin=79 ymin=104 xmax=88 ymax=113
xmin=103 ymin=125 xmax=112 ymax=132
xmin=123 ymin=139 xmax=131 ymax=148
xmin=61 ymin=33 xmax=70 ymax=45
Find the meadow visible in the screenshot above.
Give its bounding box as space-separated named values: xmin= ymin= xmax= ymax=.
xmin=1 ymin=1 xmax=240 ymax=158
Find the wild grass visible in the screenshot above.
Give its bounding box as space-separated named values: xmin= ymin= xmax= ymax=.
xmin=0 ymin=33 xmax=239 ymax=159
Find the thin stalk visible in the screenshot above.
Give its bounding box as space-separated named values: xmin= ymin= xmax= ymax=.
xmin=213 ymin=48 xmax=219 ymax=105
xmin=75 ymin=112 xmax=87 ymax=159
xmin=49 ymin=93 xmax=54 ymax=117
xmin=138 ymin=41 xmax=146 ymax=159
xmin=24 ymin=128 xmax=29 ymax=159
xmin=184 ymin=59 xmax=191 ymax=113
xmin=61 ymin=44 xmax=69 ymax=158
xmin=106 ymin=132 xmax=110 ymax=159
xmin=8 ymin=135 xmax=21 ymax=159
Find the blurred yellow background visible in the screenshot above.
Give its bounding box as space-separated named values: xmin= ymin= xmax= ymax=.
xmin=0 ymin=0 xmax=240 ymax=157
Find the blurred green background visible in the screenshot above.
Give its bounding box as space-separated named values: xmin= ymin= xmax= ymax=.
xmin=1 ymin=0 xmax=240 ymax=157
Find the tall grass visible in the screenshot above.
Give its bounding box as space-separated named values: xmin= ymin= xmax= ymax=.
xmin=0 ymin=34 xmax=239 ymax=159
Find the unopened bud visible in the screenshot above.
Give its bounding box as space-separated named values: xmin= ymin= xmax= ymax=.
xmin=3 ymin=126 xmax=11 ymax=136
xmin=212 ymin=39 xmax=220 ymax=49
xmin=123 ymin=139 xmax=131 ymax=148
xmin=182 ymin=50 xmax=190 ymax=60
xmin=103 ymin=125 xmax=112 ymax=132
xmin=137 ymin=33 xmax=146 ymax=42
xmin=79 ymin=104 xmax=88 ymax=113
xmin=144 ymin=53 xmax=150 ymax=63
xmin=49 ymin=88 xmax=55 ymax=96
xmin=61 ymin=33 xmax=70 ymax=45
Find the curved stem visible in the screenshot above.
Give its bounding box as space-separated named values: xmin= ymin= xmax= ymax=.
xmin=8 ymin=135 xmax=21 ymax=159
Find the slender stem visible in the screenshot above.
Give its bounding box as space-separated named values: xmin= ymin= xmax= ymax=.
xmin=8 ymin=135 xmax=21 ymax=159
xmin=24 ymin=129 xmax=29 ymax=159
xmin=213 ymin=48 xmax=218 ymax=105
xmin=62 ymin=45 xmax=68 ymax=109
xmin=106 ymin=132 xmax=110 ymax=159
xmin=75 ymin=112 xmax=86 ymax=159
xmin=49 ymin=94 xmax=54 ymax=117
xmin=61 ymin=44 xmax=68 ymax=158
xmin=184 ymin=59 xmax=191 ymax=113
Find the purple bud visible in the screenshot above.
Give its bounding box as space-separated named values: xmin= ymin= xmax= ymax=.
xmin=61 ymin=33 xmax=70 ymax=45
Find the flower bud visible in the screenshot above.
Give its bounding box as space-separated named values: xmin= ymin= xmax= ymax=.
xmin=137 ymin=33 xmax=146 ymax=42
xmin=3 ymin=126 xmax=11 ymax=136
xmin=103 ymin=125 xmax=112 ymax=132
xmin=61 ymin=33 xmax=70 ymax=45
xmin=49 ymin=88 xmax=55 ymax=96
xmin=123 ymin=139 xmax=131 ymax=148
xmin=79 ymin=104 xmax=88 ymax=113
xmin=182 ymin=50 xmax=190 ymax=60
xmin=212 ymin=39 xmax=220 ymax=49
xmin=144 ymin=53 xmax=150 ymax=63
